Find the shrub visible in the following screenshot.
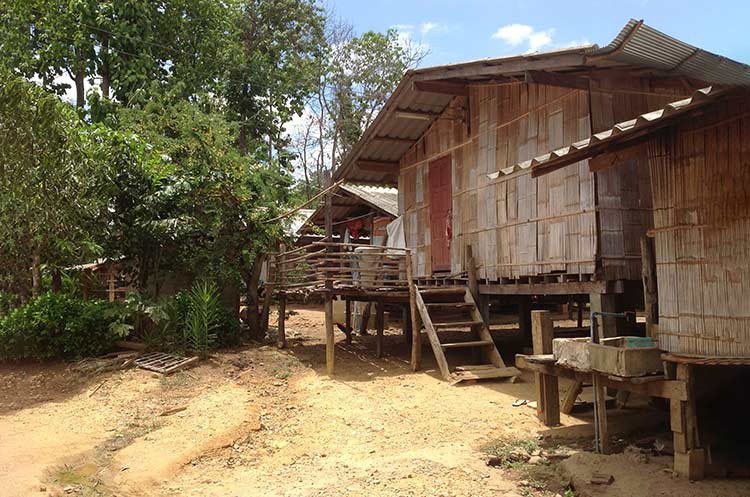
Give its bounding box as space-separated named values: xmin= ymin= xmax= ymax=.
xmin=0 ymin=293 xmax=128 ymax=360
xmin=145 ymin=281 xmax=240 ymax=355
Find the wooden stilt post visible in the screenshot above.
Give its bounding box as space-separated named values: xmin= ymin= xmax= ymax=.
xmin=359 ymin=302 xmax=372 ymax=336
xmin=276 ymin=243 xmax=286 ymax=349
xmin=589 ymin=293 xmax=618 ymax=339
xmin=406 ymin=250 xmax=421 ymax=371
xmin=376 ymin=299 xmax=385 ymax=358
xmin=402 ymin=304 xmax=412 ymax=344
xmin=593 ymin=372 xmax=609 ymax=453
xmin=324 ymin=174 xmax=335 ymax=376
xmin=344 ymin=299 xmax=352 ymax=344
xmin=518 ymin=297 xmax=532 ymax=346
xmin=577 ymin=296 xmax=584 ymax=328
xmin=672 ymin=363 xmax=704 ymax=479
xmin=467 ymin=245 xmax=490 ymax=324
xmin=532 ymin=310 xmax=560 ymax=426
xmin=641 ymin=236 xmax=658 ymax=337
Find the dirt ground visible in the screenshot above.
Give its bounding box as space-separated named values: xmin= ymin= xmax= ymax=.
xmin=2 ymin=305 xmax=750 ymax=497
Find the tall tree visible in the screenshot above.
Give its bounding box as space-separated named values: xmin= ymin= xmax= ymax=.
xmin=224 ymin=0 xmax=325 ymax=160
xmin=290 ymin=24 xmax=427 ymax=184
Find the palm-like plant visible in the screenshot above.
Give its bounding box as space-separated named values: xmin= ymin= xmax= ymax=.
xmin=184 ymin=281 xmax=221 ymax=359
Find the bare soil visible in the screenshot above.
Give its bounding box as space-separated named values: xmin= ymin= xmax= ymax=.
xmin=1 ymin=305 xmax=749 ymax=497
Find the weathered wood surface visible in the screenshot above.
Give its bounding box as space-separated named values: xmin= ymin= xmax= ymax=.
xmin=645 ymin=98 xmax=750 ymax=357
xmin=398 ymin=77 xmax=689 ymax=282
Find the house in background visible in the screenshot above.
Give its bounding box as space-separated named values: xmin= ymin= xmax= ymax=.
xmin=297 ymin=182 xmax=399 ymax=245
xmin=333 ymin=19 xmax=750 ymax=339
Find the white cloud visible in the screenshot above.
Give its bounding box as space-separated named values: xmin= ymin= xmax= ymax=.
xmin=528 ymin=29 xmax=554 ymax=51
xmin=419 ymin=21 xmax=444 ymax=35
xmin=492 ymin=23 xmax=563 ymax=53
xmin=491 ymin=23 xmax=534 ymax=46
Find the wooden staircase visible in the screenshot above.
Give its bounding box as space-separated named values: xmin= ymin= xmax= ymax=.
xmin=413 ymin=285 xmax=520 ymax=383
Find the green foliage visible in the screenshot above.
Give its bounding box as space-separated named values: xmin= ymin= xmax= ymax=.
xmin=183 ymin=281 xmax=221 ymax=359
xmin=481 ymin=437 xmax=541 ymax=469
xmin=144 ymin=282 xmax=239 ymax=355
xmin=0 ymin=293 xmax=127 ymax=360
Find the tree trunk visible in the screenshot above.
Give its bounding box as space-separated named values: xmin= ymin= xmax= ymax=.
xmin=241 ymin=256 xmax=265 ymax=340
xmin=31 ymin=251 xmax=42 ymax=297
xmin=238 ymin=122 xmax=247 ymax=157
xmin=101 ymin=33 xmax=110 ymax=99
xmin=74 ymin=47 xmax=85 ymax=109
xmin=51 ymin=269 xmax=62 ymax=293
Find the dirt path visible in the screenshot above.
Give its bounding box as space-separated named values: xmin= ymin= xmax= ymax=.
xmin=3 ymin=305 xmax=750 ymax=497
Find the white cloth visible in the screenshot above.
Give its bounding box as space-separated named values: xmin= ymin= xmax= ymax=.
xmin=385 ymin=216 xmax=405 ymax=253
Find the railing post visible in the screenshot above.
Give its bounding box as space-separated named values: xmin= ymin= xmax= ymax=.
xmin=324 ymin=178 xmax=335 ymax=376
xmin=276 ymin=243 xmax=287 ymax=349
xmin=406 ymin=249 xmax=421 ymax=371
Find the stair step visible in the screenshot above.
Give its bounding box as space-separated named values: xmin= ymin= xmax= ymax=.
xmin=451 ymin=366 xmax=521 ymax=383
xmin=433 ymin=320 xmax=484 ymax=329
xmin=425 ymin=302 xmax=474 ymax=309
xmin=455 ymin=364 xmax=499 ymax=371
xmin=418 ymin=287 xmax=466 ymax=295
xmin=441 ymin=340 xmax=493 ymax=349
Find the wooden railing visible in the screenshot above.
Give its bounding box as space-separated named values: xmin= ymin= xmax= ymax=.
xmin=270 ymin=241 xmax=413 ymax=293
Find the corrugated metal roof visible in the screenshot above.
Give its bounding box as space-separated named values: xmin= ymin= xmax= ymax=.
xmin=302 ymin=183 xmax=398 ymax=231
xmin=340 ymin=184 xmax=399 ymax=217
xmin=334 ymin=19 xmax=750 ymax=187
xmin=487 ymin=86 xmax=728 ymax=178
xmin=333 ymin=46 xmax=597 ymax=186
xmin=592 ymin=19 xmax=750 ymax=87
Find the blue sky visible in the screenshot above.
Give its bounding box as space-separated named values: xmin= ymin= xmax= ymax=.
xmin=333 ymin=0 xmax=750 ymax=68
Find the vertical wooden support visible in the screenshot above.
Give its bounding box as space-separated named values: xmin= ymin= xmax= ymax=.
xmin=276 ymin=243 xmax=286 ymax=349
xmin=344 ymin=299 xmax=352 ymax=345
xmin=376 ymin=300 xmax=385 ymax=358
xmin=359 ymin=302 xmax=372 ymax=335
xmin=518 ymin=297 xmax=532 ymax=345
xmin=640 ymin=236 xmax=658 ymax=337
xmin=406 ymin=250 xmax=422 ymax=371
xmin=324 ymin=176 xmax=335 ymax=376
xmin=589 ymin=293 xmax=618 ymax=339
xmin=576 ymin=296 xmax=584 ymax=328
xmin=402 ymin=304 xmax=412 ymax=344
xmin=672 ymin=363 xmax=704 ymax=480
xmin=466 ymin=245 xmax=489 ymax=323
xmin=593 ymin=372 xmax=609 ymax=453
xmin=532 ymin=310 xmax=560 ymax=426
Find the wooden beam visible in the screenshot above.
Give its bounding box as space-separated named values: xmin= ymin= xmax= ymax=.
xmin=414 ymin=80 xmax=469 ymax=96
xmin=412 ymin=53 xmax=586 ymax=81
xmin=356 ymin=160 xmax=399 ymax=174
xmin=394 ymin=108 xmax=439 ymax=121
xmin=525 ymin=70 xmax=589 ymax=90
xmin=479 ymin=280 xmax=623 ymax=296
xmin=515 ymin=355 xmax=689 ymax=400
xmin=371 ymin=135 xmax=416 ymax=145
xmin=324 ymin=176 xmax=335 ymax=376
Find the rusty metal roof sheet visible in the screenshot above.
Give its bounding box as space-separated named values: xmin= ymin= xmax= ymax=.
xmin=487 ymin=86 xmax=728 ymax=178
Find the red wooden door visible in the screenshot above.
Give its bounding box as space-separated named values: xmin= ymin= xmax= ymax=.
xmin=429 ymin=155 xmax=452 ymax=272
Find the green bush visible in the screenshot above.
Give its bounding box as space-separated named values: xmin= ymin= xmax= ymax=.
xmin=0 ymin=293 xmax=128 ymax=360
xmin=146 ymin=281 xmax=240 ymax=355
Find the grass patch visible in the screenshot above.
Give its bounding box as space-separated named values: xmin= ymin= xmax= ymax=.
xmin=482 ymin=436 xmax=541 ymax=468
xmin=53 ymin=465 xmax=87 ymax=486
xmin=482 ymin=436 xmax=573 ymax=496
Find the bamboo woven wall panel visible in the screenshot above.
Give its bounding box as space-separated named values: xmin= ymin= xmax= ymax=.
xmin=648 ymin=98 xmax=750 ymax=357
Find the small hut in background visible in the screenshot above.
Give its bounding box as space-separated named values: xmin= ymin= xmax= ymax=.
xmin=298 ymin=182 xmax=399 ymax=245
